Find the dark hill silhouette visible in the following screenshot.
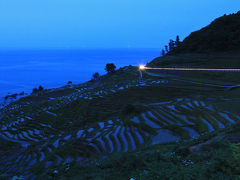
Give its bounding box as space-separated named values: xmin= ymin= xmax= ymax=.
xmin=148 ymin=11 xmax=240 ymax=69
xmin=171 ymin=11 xmax=240 ymax=54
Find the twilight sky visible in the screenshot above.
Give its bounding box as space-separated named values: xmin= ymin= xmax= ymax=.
xmin=0 ymin=0 xmax=239 ymax=49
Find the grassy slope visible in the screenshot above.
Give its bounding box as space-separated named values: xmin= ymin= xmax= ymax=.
xmin=29 ymin=69 xmax=240 ymax=179
xmin=147 ymin=53 xmax=240 ymax=83
xmin=19 ymin=11 xmax=240 ymax=179
xmin=3 ymin=65 xmax=229 ymax=131
xmin=172 ymin=11 xmax=240 ymax=53
xmin=45 ymin=124 xmax=240 ymax=180
xmin=148 ymin=12 xmax=240 ymax=83
xmin=1 ymin=62 xmax=240 ymax=179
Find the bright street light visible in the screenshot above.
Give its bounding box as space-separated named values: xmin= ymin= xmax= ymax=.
xmin=139 ymin=65 xmax=145 ymax=70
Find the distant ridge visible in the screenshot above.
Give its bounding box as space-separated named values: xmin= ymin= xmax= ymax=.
xmin=171 ymin=11 xmax=240 ymax=54
xmin=148 ymin=11 xmax=240 ymax=68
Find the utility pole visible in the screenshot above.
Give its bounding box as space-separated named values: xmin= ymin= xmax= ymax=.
xmin=139 ymin=65 xmax=145 ymax=82
xmin=139 ymin=69 xmax=143 ymax=82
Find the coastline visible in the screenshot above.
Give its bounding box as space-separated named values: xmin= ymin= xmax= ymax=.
xmin=0 ymin=93 xmax=29 ymax=109
xmin=0 ymin=48 xmax=159 ymax=106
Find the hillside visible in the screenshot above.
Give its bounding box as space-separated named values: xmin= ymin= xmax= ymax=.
xmin=149 ymin=11 xmax=240 ymax=70
xmin=1 ymin=12 xmax=240 ymax=180
xmin=172 ymin=11 xmax=240 ymax=54
xmin=1 ymin=63 xmax=240 ymax=179
xmin=46 ymin=123 xmax=240 ymax=180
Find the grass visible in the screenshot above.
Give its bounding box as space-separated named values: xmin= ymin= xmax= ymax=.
xmin=43 ymin=124 xmax=240 ymax=180
xmin=1 ymin=68 xmax=230 ymax=133
xmin=147 ymin=53 xmax=240 ymax=84
xmin=2 ymin=63 xmax=240 ymax=179
xmin=164 ymin=125 xmax=191 ymax=139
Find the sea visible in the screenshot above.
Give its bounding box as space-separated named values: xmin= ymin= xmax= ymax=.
xmin=0 ymin=49 xmax=160 ymax=101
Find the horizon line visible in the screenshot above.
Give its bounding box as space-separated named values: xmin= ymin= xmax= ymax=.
xmin=0 ymin=47 xmax=161 ymax=51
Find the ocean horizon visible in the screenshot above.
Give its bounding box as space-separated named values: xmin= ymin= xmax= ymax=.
xmin=0 ymin=48 xmax=160 ymax=100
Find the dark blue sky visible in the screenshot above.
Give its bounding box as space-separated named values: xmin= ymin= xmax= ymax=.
xmin=0 ymin=0 xmax=239 ymax=49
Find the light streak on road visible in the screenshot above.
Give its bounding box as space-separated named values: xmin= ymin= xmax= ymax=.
xmin=139 ymin=65 xmax=146 ymax=70
xmin=139 ymin=66 xmax=240 ymax=72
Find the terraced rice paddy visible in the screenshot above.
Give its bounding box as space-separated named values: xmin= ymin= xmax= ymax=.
xmin=0 ymin=96 xmax=238 ymax=179
xmin=1 ymin=66 xmax=240 ymax=179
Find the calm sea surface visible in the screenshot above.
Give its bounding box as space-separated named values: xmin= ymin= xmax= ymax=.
xmin=0 ymin=49 xmax=160 ymax=98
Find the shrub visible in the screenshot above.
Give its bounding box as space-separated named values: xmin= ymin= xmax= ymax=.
xmin=121 ymin=104 xmax=136 ymax=115
xmin=121 ymin=104 xmax=147 ymax=117
xmin=38 ymin=85 xmax=44 ymax=91
xmin=32 ymin=88 xmax=38 ymax=94
xmin=5 ymin=94 xmax=18 ymax=99
xmin=92 ymin=72 xmax=100 ymax=81
xmin=11 ymin=93 xmax=18 ymax=99
xmin=4 ymin=95 xmax=9 ymax=100
xmin=105 ymin=63 xmax=116 ymax=74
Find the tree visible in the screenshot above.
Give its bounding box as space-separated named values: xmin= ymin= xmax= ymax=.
xmin=168 ymin=39 xmax=175 ymax=52
xmin=11 ymin=94 xmax=18 ymax=99
xmin=175 ymin=35 xmax=181 ymax=47
xmin=32 ymin=88 xmax=38 ymax=94
xmin=161 ymin=49 xmax=165 ymax=56
xmin=105 ymin=63 xmax=116 ymax=73
xmin=4 ymin=95 xmax=9 ymax=100
xmin=165 ymin=45 xmax=169 ymax=53
xmin=68 ymin=81 xmax=72 ymax=85
xmin=38 ymin=85 xmax=44 ymax=91
xmin=92 ymin=72 xmax=100 ymax=81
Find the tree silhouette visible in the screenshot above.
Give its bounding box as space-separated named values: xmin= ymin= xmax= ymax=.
xmin=168 ymin=39 xmax=175 ymax=51
xmin=38 ymin=85 xmax=44 ymax=91
xmin=165 ymin=45 xmax=169 ymax=53
xmin=161 ymin=35 xmax=181 ymax=55
xmin=92 ymin=72 xmax=100 ymax=81
xmin=105 ymin=63 xmax=116 ymax=73
xmin=175 ymin=35 xmax=181 ymax=47
xmin=32 ymin=88 xmax=38 ymax=94
xmin=161 ymin=49 xmax=165 ymax=56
